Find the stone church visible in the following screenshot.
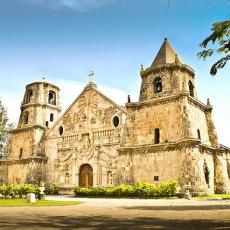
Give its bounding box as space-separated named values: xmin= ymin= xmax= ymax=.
xmin=0 ymin=39 xmax=230 ymax=195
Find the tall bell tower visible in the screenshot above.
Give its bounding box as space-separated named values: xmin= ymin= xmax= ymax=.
xmin=9 ymin=81 xmax=61 ymax=159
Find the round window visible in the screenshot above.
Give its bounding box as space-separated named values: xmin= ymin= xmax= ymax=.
xmin=59 ymin=126 xmax=64 ymax=136
xmin=113 ymin=115 xmax=120 ymax=128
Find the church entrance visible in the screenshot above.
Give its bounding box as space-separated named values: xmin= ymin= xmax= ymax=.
xmin=79 ymin=164 xmax=93 ymax=187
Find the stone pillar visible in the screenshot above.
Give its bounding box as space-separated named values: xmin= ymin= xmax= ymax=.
xmin=214 ymin=154 xmax=230 ymax=194
xmin=205 ymin=101 xmax=219 ymax=148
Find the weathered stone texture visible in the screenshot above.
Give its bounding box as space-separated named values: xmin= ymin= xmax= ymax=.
xmin=0 ymin=39 xmax=229 ymax=195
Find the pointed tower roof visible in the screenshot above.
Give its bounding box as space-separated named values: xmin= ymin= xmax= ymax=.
xmin=151 ymin=38 xmax=183 ymax=67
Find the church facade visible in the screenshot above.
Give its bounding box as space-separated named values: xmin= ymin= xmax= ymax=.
xmin=0 ymin=39 xmax=230 ymax=195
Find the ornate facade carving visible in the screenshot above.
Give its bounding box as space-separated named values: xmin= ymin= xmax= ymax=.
xmin=0 ymin=39 xmax=229 ymax=195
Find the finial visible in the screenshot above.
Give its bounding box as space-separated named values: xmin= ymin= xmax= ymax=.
xmin=164 ymin=37 xmax=168 ymax=41
xmin=175 ymin=54 xmax=179 ymax=64
xmin=140 ymin=64 xmax=144 ymax=72
xmin=207 ymin=98 xmax=211 ymax=106
xmin=88 ymin=70 xmax=94 ymax=83
xmin=127 ymin=95 xmax=131 ymax=103
xmin=42 ymin=77 xmax=45 ymax=81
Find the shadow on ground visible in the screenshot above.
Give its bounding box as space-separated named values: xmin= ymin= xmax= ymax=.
xmin=0 ymin=215 xmax=229 ymax=230
xmin=122 ymin=204 xmax=230 ymax=211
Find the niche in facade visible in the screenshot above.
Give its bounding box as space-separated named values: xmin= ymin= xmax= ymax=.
xmin=107 ymin=171 xmax=113 ymax=185
xmin=203 ymin=161 xmax=210 ymax=186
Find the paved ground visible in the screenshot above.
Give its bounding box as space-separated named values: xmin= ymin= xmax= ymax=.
xmin=0 ymin=196 xmax=230 ymax=229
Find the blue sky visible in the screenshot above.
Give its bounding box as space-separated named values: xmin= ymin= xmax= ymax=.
xmin=0 ymin=0 xmax=229 ymax=145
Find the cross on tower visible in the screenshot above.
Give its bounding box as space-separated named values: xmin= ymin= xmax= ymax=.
xmin=88 ymin=70 xmax=94 ymax=82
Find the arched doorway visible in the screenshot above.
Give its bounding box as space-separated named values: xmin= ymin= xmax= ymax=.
xmin=79 ymin=164 xmax=93 ymax=187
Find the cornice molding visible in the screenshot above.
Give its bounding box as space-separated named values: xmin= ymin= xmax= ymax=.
xmin=140 ymin=63 xmax=195 ymax=78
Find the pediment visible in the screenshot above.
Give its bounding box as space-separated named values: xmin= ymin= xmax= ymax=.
xmin=46 ymin=82 xmax=126 ymax=138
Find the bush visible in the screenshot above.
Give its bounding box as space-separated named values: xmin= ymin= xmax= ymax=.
xmin=74 ymin=180 xmax=179 ymax=198
xmin=0 ymin=184 xmax=39 ymax=199
xmin=44 ymin=184 xmax=59 ymax=195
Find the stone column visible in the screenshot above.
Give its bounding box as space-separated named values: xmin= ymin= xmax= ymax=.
xmin=205 ymin=101 xmax=219 ymax=148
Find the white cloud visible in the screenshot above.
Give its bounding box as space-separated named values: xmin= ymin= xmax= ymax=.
xmin=20 ymin=0 xmax=123 ymax=12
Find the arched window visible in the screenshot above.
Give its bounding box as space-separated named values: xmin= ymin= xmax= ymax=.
xmin=59 ymin=126 xmax=64 ymax=136
xmin=154 ymin=77 xmax=162 ymax=93
xmin=188 ymin=81 xmax=194 ymax=97
xmin=25 ymin=89 xmax=33 ymax=103
xmin=197 ymin=129 xmax=201 ymax=140
xmin=23 ymin=111 xmax=29 ymax=124
xmin=19 ymin=148 xmax=23 ymax=159
xmin=45 ymin=121 xmax=49 ymax=127
xmin=203 ymin=161 xmax=210 ymax=185
xmin=48 ymin=91 xmax=56 ymax=105
xmin=154 ymin=128 xmax=160 ymax=144
xmin=50 ymin=113 xmax=54 ymax=122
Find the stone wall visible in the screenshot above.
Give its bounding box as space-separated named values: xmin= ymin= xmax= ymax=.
xmin=9 ymin=129 xmax=34 ymax=158
xmin=215 ymin=150 xmax=230 ymax=193
xmin=2 ymin=158 xmax=47 ymax=184
xmin=187 ymin=99 xmax=211 ymax=146
xmin=117 ymin=143 xmax=215 ymax=195
xmin=124 ymin=96 xmax=190 ymax=146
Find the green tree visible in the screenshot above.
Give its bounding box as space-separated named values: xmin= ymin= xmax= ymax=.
xmin=198 ymin=20 xmax=230 ymax=75
xmin=0 ymin=99 xmax=12 ymax=156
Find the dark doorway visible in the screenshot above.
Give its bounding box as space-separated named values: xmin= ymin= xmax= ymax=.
xmin=79 ymin=164 xmax=93 ymax=188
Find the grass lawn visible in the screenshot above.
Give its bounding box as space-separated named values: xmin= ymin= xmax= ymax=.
xmin=197 ymin=194 xmax=230 ymax=200
xmin=0 ymin=199 xmax=82 ymax=207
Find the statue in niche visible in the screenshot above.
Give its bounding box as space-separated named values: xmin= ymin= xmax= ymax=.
xmin=65 ymin=173 xmax=70 ymax=185
xmin=77 ymin=134 xmax=94 ymax=159
xmin=107 ymin=171 xmax=113 ymax=186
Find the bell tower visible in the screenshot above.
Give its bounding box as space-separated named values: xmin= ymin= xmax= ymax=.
xmin=19 ymin=81 xmax=61 ymax=128
xmin=139 ymin=38 xmax=197 ymax=101
xmin=9 ymin=81 xmax=61 ymax=159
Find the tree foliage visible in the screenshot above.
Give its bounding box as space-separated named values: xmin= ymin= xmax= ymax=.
xmin=198 ymin=20 xmax=230 ymax=75
xmin=0 ymin=100 xmax=12 ymax=155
